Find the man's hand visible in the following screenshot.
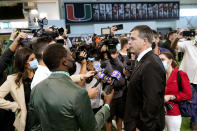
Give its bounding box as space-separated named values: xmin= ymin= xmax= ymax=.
xmin=9 ymin=29 xmax=17 ymax=41
xmin=79 ymin=51 xmax=87 ymax=58
xmin=164 ymin=95 xmax=173 ymax=103
xmin=87 ymin=86 xmax=99 ymax=99
xmin=102 ymin=89 xmax=114 ymax=105
xmin=9 ymin=32 xmax=28 ymax=52
xmin=107 ymin=77 xmax=112 ymax=84
xmin=80 ymin=51 xmax=87 ymax=64
xmin=123 ymin=68 xmax=131 ymax=78
xmin=15 ymin=32 xmax=28 ymax=42
xmin=80 ymin=71 xmax=95 ymax=80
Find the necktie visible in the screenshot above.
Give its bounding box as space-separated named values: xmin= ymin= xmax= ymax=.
xmin=134 ymin=60 xmax=139 ymax=68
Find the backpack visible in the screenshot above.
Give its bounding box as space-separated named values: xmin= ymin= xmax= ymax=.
xmin=177 ymin=71 xmax=197 ymax=117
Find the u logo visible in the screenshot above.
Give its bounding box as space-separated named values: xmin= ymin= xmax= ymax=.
xmin=66 ymin=4 xmax=92 ymax=22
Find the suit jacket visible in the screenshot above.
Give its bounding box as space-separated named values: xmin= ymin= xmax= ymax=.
xmin=28 ymin=73 xmax=110 ymax=131
xmin=0 ymin=74 xmax=27 ymax=131
xmin=124 ymin=51 xmax=166 ymax=131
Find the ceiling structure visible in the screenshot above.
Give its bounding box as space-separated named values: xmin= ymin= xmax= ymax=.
xmin=0 ymin=0 xmax=197 ymax=5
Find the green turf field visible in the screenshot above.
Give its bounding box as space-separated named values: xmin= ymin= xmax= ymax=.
xmin=99 ymin=117 xmax=191 ymax=131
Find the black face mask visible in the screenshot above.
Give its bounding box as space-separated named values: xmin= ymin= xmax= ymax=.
xmin=68 ymin=62 xmax=76 ymax=76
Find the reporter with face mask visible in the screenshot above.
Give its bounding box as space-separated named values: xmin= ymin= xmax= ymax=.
xmin=159 ymin=51 xmax=192 ymax=131
xmin=0 ymin=47 xmax=38 ymax=131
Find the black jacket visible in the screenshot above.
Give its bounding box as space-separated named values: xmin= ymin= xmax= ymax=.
xmin=124 ymin=51 xmax=166 ymax=131
xmin=101 ymin=56 xmax=126 ymax=99
xmin=0 ymin=48 xmax=15 ymax=131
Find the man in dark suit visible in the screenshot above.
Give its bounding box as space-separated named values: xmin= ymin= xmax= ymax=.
xmin=124 ymin=25 xmax=166 ymax=131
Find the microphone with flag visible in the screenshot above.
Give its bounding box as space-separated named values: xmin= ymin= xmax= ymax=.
xmin=110 ymin=70 xmax=122 ymax=86
xmin=93 ymin=70 xmax=109 ymax=87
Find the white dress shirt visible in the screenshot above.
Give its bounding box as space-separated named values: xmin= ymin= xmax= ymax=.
xmin=31 ymin=65 xmax=51 ymax=89
xmin=178 ymin=40 xmax=197 ymax=84
xmin=137 ymin=47 xmax=152 ymax=62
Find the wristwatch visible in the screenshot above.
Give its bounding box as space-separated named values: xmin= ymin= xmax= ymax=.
xmin=170 ymin=95 xmax=176 ymax=100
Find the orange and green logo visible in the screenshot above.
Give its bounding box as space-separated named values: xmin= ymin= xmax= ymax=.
xmin=66 ymin=4 xmax=92 ymax=22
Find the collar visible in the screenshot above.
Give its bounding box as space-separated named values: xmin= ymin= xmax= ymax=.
xmin=52 ymin=71 xmax=70 ymax=77
xmin=38 ymin=65 xmax=50 ymax=70
xmin=137 ymin=47 xmax=152 ymax=62
xmin=119 ymin=51 xmax=127 ymax=56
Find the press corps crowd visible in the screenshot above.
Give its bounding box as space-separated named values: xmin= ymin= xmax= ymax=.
xmin=0 ymin=25 xmax=196 ymax=131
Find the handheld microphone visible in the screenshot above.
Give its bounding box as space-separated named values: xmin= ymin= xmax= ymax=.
xmin=93 ymin=71 xmax=106 ymax=87
xmin=110 ymin=70 xmax=121 ymax=86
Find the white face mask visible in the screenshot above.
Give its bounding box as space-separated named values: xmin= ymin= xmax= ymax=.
xmin=162 ymin=60 xmax=168 ymax=71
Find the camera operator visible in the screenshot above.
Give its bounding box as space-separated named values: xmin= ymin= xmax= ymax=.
xmin=172 ymin=32 xmax=197 ymax=131
xmin=100 ymin=42 xmax=126 ymax=131
xmin=73 ymin=44 xmax=104 ymax=111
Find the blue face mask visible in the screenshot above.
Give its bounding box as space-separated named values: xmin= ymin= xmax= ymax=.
xmin=162 ymin=60 xmax=168 ymax=71
xmin=88 ymin=57 xmax=94 ymax=61
xmin=29 ymin=59 xmax=38 ymax=69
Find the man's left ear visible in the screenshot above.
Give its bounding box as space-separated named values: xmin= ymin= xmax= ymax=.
xmin=143 ymin=38 xmax=149 ymax=45
xmin=62 ymin=57 xmax=68 ymax=66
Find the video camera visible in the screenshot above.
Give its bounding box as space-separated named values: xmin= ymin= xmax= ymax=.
xmin=102 ymin=35 xmax=119 ymax=51
xmin=74 ymin=44 xmax=101 ymax=62
xmin=101 ymin=24 xmax=123 ymax=35
xmin=100 ymin=24 xmax=123 ymax=53
xmin=182 ymin=31 xmax=195 ymax=37
xmin=15 ymin=28 xmax=36 ymax=48
xmin=35 ymin=17 xmax=48 ymax=29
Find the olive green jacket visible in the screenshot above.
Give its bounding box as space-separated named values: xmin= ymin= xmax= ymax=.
xmin=28 ymin=73 xmax=110 ymax=131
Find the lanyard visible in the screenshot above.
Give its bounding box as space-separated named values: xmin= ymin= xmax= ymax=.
xmin=52 ymin=71 xmax=70 ymax=77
